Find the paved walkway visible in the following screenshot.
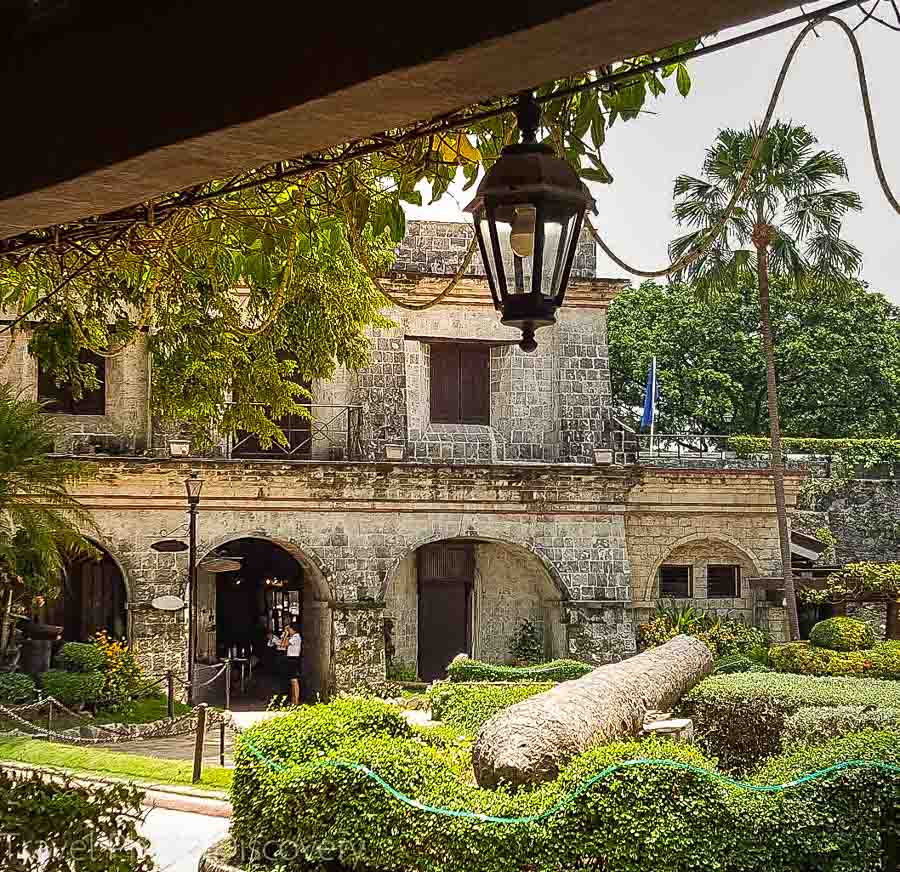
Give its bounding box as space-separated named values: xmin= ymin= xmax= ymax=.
xmin=141 ymin=807 xmax=229 ymax=871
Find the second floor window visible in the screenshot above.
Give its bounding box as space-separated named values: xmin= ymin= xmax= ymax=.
xmin=429 ymin=342 xmax=490 ymax=425
xmin=37 ymin=352 xmax=106 ymax=415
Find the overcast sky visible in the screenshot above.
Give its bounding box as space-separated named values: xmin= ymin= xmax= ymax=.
xmin=406 ymin=1 xmax=900 ymax=303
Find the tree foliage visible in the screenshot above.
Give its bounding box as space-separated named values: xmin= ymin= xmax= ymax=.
xmin=0 ymin=43 xmax=698 ymax=444
xmin=608 ymin=279 xmax=900 ymax=436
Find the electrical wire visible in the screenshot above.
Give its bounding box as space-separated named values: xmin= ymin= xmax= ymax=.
xmin=238 ymin=739 xmax=900 ymax=826
xmin=588 ymin=13 xmax=900 ymax=278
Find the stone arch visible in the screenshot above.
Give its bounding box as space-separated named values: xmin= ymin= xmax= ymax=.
xmin=379 ymin=533 xmax=570 ymax=603
xmin=647 ymin=533 xmax=764 ymax=585
xmin=47 ymin=535 xmax=131 ymax=642
xmin=382 ymin=534 xmax=568 ymax=680
xmin=193 ymin=532 xmax=334 ymax=700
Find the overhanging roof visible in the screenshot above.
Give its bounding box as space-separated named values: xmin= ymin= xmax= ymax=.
xmin=0 ymin=0 xmax=804 ymax=239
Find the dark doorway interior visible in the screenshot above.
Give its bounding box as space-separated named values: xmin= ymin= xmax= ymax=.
xmin=214 ymin=539 xmax=303 ymax=654
xmin=47 ymin=549 xmax=128 ymax=641
xmin=417 ymin=543 xmax=474 ymax=681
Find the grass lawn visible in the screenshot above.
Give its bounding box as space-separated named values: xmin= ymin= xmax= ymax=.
xmin=0 ymin=738 xmax=233 ymax=791
xmin=94 ymin=695 xmax=192 ymax=725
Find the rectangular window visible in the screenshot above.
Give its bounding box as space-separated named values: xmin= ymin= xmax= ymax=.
xmin=429 ymin=342 xmax=490 ymax=425
xmin=707 ymin=564 xmax=740 ymax=598
xmin=659 ymin=565 xmax=692 ymax=598
xmin=37 ymin=352 xmax=106 ymax=415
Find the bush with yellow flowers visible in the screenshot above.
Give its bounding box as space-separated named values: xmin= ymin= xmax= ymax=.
xmin=90 ymin=630 xmax=146 ymax=709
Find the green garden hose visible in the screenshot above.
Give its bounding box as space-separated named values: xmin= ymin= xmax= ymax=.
xmin=239 ymin=739 xmax=900 ymax=826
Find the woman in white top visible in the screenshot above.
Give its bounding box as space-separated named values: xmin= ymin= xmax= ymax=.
xmin=280 ymin=620 xmax=302 ymax=706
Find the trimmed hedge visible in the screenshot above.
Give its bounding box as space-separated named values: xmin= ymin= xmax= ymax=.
xmin=808 ymin=616 xmax=875 ymax=652
xmin=727 ymin=434 xmax=900 ymax=461
xmin=782 ymin=705 xmax=900 ymax=748
xmin=0 ymin=672 xmax=36 ymax=704
xmin=41 ymin=669 xmax=106 ymax=706
xmin=770 ymin=640 xmax=900 ymax=680
xmin=231 ymin=698 xmax=900 ymax=871
xmin=682 ymin=672 xmax=900 ymax=772
xmin=446 ymin=658 xmax=591 ymax=684
xmin=713 ymin=654 xmax=770 ymax=675
xmin=429 ymin=682 xmax=554 ymax=733
xmin=58 ymin=641 xmax=106 ymax=673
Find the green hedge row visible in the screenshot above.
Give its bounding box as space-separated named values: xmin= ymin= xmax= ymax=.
xmin=446 ymin=658 xmax=591 ymax=683
xmin=682 ymin=672 xmax=900 ymax=772
xmin=782 ymin=705 xmax=900 ymax=748
xmin=429 ymin=682 xmax=554 ymax=733
xmin=58 ymin=641 xmax=106 ymax=673
xmin=770 ymin=640 xmax=900 ymax=681
xmin=727 ymin=435 xmax=900 ymax=460
xmin=231 ymin=698 xmax=900 ymax=872
xmin=0 ymin=673 xmax=36 ymax=704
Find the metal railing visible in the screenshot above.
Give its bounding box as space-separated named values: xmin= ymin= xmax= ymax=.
xmin=225 ymin=404 xmax=364 ymax=461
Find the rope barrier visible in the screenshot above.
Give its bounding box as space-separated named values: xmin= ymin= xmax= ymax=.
xmin=588 ymin=14 xmax=900 ymax=277
xmin=238 ymin=740 xmax=900 ymax=825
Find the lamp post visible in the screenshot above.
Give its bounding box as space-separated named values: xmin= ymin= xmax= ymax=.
xmin=184 ymin=471 xmax=204 ymax=702
xmin=465 ymin=91 xmax=595 ymax=353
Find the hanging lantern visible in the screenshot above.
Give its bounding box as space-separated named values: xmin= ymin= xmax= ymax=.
xmin=465 ymin=91 xmax=595 ymax=352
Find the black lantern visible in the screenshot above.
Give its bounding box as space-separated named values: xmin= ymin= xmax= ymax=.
xmin=465 ymin=91 xmax=595 ymax=352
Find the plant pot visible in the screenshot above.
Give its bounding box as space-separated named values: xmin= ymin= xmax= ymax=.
xmin=593 ymin=448 xmax=613 ymax=465
xmin=384 ymin=444 xmax=405 ymax=461
xmin=18 ymin=621 xmax=64 ymax=641
xmin=19 ymin=638 xmax=54 ymax=676
xmin=168 ymin=439 xmax=191 ymax=457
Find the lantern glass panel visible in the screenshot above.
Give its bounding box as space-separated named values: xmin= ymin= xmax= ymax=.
xmin=539 ymin=213 xmax=577 ymax=299
xmin=482 ymin=208 xmax=534 ymax=295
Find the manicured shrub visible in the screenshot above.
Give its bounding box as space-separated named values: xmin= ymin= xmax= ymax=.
xmin=0 ymin=767 xmax=154 ymax=872
xmin=230 ymin=696 xmax=900 ymax=872
xmin=429 ymin=681 xmax=553 ymax=733
xmin=0 ymin=672 xmax=36 ymax=704
xmin=40 ymin=669 xmax=106 ymax=706
xmin=90 ymin=630 xmax=147 ymax=707
xmin=682 ymin=672 xmax=900 ymax=772
xmin=57 ymin=641 xmax=105 ymax=673
xmin=713 ymin=654 xmax=770 ymax=675
xmin=507 ymin=618 xmax=545 ymax=665
xmin=781 ymin=705 xmax=900 ymax=748
xmin=446 ymin=657 xmax=590 ymax=683
xmin=386 ymin=660 xmax=419 ymax=682
xmin=808 ymin=616 xmax=876 ymax=651
xmin=770 ymin=639 xmax=900 ymax=680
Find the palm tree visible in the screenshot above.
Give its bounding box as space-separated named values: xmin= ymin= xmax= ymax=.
xmin=670 ymin=121 xmax=863 ymax=640
xmin=0 ymin=384 xmax=95 ymax=651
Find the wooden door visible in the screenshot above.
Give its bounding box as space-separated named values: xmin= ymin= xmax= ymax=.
xmin=417 ymin=544 xmax=474 ymax=681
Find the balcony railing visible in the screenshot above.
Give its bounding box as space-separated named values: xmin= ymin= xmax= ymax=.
xmin=225 ymin=404 xmax=364 ymax=461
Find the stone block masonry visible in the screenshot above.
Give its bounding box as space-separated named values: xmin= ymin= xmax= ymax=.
xmin=65 ymin=458 xmax=788 ymax=693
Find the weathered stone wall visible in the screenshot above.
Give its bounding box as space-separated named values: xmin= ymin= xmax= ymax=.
xmin=384 ymin=552 xmax=417 ymax=670
xmin=0 ymin=328 xmax=151 ymax=450
xmin=795 ymin=479 xmax=900 ymax=564
xmin=391 ymin=220 xmax=597 ymax=280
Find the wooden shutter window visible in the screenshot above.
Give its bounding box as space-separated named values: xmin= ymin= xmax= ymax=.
xmin=429 ymin=343 xmax=490 ymax=425
xmin=659 ymin=565 xmax=692 ymax=598
xmin=37 ymin=351 xmax=106 ymax=415
xmin=706 ymin=565 xmax=740 ymax=598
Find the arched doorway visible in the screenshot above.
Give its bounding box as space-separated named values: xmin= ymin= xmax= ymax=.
xmin=385 ymin=538 xmax=565 ymax=682
xmin=46 ymin=541 xmax=129 ymax=642
xmin=196 ymin=536 xmax=332 ymax=702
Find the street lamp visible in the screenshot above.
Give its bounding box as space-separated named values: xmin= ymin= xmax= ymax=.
xmin=465 ymin=91 xmax=595 ymax=353
xmin=184 ymin=471 xmax=203 ymax=701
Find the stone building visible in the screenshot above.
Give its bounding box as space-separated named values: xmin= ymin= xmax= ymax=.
xmin=1 ymin=221 xmax=802 ymax=698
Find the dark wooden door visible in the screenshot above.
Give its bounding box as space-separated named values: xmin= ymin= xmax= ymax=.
xmin=46 ymin=554 xmax=127 ymax=641
xmin=417 ymin=543 xmax=474 ymax=681
xmin=429 ymin=343 xmax=489 ymax=424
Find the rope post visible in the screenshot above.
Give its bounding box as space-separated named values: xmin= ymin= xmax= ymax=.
xmin=46 ymin=698 xmax=52 ymax=741
xmin=225 ymin=659 xmax=232 ymax=711
xmin=192 ymin=703 xmax=208 ymax=784
xmin=219 ymin=721 xmax=226 ymax=767
xmin=166 ymin=670 xmax=175 ymax=720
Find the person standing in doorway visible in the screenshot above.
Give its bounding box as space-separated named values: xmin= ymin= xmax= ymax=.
xmin=281 ymin=620 xmax=302 ymax=706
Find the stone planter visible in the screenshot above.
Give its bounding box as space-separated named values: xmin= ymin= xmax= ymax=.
xmin=384 ymin=444 xmax=405 ymax=461
xmin=168 ymin=438 xmax=191 ymax=457
xmin=593 ymin=448 xmax=613 ymax=465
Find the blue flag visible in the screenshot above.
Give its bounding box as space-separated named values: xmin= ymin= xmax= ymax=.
xmin=640 ymin=357 xmax=659 ymax=432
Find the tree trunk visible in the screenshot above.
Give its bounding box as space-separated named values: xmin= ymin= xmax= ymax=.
xmin=754 ymin=231 xmax=801 ymax=642
xmin=886 ymin=600 xmax=900 ymax=641
xmin=471 ymin=635 xmax=713 ymax=789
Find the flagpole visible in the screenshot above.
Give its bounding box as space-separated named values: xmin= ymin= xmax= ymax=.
xmin=649 ymin=356 xmax=657 ymax=456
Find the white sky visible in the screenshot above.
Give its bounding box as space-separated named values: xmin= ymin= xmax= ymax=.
xmin=405 ymin=1 xmax=900 ymax=303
